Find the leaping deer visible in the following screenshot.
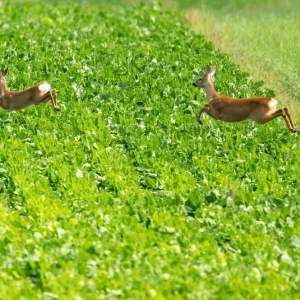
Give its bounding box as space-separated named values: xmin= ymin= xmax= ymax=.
xmin=0 ymin=68 xmax=60 ymax=112
xmin=193 ymin=66 xmax=299 ymax=133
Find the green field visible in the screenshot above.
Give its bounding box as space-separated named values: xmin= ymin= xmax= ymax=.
xmin=0 ymin=1 xmax=299 ymax=299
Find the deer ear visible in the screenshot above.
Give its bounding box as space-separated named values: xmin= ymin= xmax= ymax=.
xmin=205 ymin=65 xmax=211 ymax=73
xmin=1 ymin=68 xmax=8 ymax=76
xmin=210 ymin=66 xmax=216 ymax=76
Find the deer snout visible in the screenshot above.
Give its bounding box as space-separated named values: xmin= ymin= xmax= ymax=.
xmin=192 ymin=82 xmax=197 ymax=87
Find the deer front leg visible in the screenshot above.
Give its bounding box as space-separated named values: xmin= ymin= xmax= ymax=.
xmin=195 ymin=104 xmax=209 ymax=125
xmin=196 ymin=104 xmax=220 ymax=125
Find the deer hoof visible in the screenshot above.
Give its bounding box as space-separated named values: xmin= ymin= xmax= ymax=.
xmin=291 ymin=128 xmax=300 ymax=133
xmin=54 ymin=107 xmax=61 ymax=111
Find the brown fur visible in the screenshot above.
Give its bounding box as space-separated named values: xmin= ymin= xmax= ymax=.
xmin=0 ymin=68 xmax=60 ymax=111
xmin=193 ymin=66 xmax=299 ymax=133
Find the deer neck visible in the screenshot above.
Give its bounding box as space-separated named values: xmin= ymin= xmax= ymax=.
xmin=0 ymin=78 xmax=8 ymax=97
xmin=205 ymin=77 xmax=219 ymax=101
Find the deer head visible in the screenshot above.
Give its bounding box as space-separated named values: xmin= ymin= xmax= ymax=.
xmin=193 ymin=65 xmax=216 ymax=88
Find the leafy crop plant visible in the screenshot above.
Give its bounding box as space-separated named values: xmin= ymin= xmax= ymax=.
xmin=0 ymin=1 xmax=299 ymax=299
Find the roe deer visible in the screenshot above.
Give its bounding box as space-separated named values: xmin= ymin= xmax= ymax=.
xmin=193 ymin=66 xmax=299 ymax=133
xmin=0 ymin=68 xmax=60 ymax=111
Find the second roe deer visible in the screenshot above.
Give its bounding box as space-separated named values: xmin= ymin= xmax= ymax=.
xmin=193 ymin=66 xmax=299 ymax=133
xmin=0 ymin=68 xmax=60 ymax=112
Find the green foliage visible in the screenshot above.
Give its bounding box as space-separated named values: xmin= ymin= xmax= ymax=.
xmin=0 ymin=1 xmax=299 ymax=299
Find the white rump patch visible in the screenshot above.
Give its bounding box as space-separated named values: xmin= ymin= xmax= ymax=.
xmin=269 ymin=98 xmax=278 ymax=109
xmin=38 ymin=83 xmax=51 ymax=92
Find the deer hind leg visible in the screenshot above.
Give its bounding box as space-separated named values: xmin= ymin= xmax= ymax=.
xmin=260 ymin=108 xmax=299 ymax=132
xmin=196 ymin=104 xmax=220 ymax=125
xmin=49 ymin=90 xmax=60 ymax=111
xmin=283 ymin=108 xmax=299 ymax=132
xmin=39 ymin=90 xmax=60 ymax=111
